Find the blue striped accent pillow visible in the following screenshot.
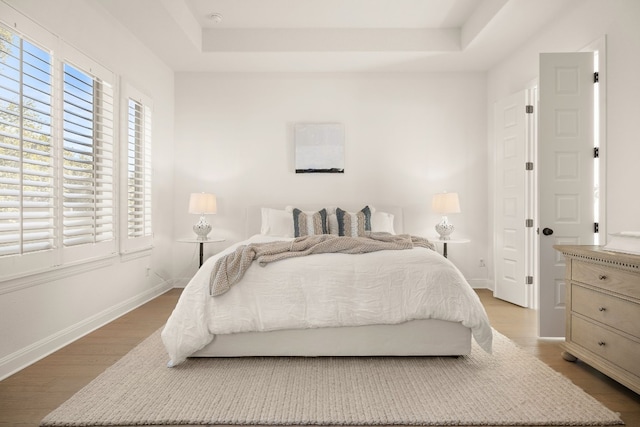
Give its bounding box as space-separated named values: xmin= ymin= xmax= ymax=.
xmin=336 ymin=206 xmax=372 ymax=236
xmin=292 ymin=208 xmax=329 ymax=237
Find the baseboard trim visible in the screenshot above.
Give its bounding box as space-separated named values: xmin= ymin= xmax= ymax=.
xmin=173 ymin=277 xmax=191 ymax=288
xmin=0 ymin=280 xmax=173 ymax=381
xmin=467 ymin=278 xmax=492 ymax=289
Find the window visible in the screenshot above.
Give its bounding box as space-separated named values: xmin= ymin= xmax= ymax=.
xmin=62 ymin=62 xmax=115 ymax=249
xmin=0 ymin=27 xmax=55 ymax=258
xmin=121 ymin=85 xmax=152 ymax=252
xmin=0 ymin=22 xmax=116 ymax=278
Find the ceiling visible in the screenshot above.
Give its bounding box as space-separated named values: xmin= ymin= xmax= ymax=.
xmin=97 ymin=0 xmax=576 ymax=73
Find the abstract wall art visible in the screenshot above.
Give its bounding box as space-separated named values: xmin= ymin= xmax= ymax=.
xmin=294 ymin=123 xmax=345 ymax=173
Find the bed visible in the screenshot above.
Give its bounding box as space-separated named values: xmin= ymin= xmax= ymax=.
xmin=162 ymin=205 xmax=493 ymax=367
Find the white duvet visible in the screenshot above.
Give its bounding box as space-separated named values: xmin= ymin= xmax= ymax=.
xmin=162 ymin=235 xmax=493 ymax=366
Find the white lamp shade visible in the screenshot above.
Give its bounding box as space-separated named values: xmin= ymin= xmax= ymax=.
xmin=188 ymin=193 xmax=217 ymax=214
xmin=432 ymin=192 xmax=461 ymax=214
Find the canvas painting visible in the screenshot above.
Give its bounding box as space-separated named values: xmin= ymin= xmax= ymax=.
xmin=294 ymin=123 xmax=345 ymax=173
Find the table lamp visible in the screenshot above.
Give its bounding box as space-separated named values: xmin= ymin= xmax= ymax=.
xmin=189 ymin=192 xmax=217 ymax=240
xmin=432 ymin=192 xmax=460 ymax=240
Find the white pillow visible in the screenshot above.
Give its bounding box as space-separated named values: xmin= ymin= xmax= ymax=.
xmin=260 ymin=208 xmax=294 ymax=237
xmin=371 ymin=211 xmax=396 ymax=234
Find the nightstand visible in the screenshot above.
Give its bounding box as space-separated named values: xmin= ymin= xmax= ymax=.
xmin=177 ymin=237 xmax=225 ymax=267
xmin=429 ymin=237 xmax=470 ymax=258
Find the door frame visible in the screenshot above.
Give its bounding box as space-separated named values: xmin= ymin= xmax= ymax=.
xmin=585 ymin=36 xmax=607 ymax=244
xmin=526 ymin=82 xmax=538 ymax=311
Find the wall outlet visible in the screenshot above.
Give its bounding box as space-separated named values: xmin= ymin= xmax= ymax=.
xmin=145 ymin=267 xmax=151 ymax=277
xmin=479 ymin=259 xmax=486 ymax=267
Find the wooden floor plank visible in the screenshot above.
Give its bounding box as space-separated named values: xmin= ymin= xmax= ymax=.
xmin=1 ymin=287 xmax=639 ymax=427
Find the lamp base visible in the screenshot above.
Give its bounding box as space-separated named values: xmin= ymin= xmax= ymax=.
xmin=193 ymin=215 xmax=212 ymax=241
xmin=435 ymin=216 xmax=454 ymax=240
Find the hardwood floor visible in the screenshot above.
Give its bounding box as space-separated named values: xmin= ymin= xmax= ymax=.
xmin=1 ymin=288 xmax=639 ymax=427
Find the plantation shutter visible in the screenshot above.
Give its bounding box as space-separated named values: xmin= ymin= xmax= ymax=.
xmin=1 ymin=15 xmax=117 ymax=278
xmin=120 ymin=84 xmax=152 ymax=253
xmin=127 ymin=98 xmax=152 ymax=239
xmin=61 ymin=60 xmax=114 ymax=251
xmin=0 ymin=27 xmax=55 ymax=257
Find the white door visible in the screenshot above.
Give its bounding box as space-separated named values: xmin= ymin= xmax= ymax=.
xmin=538 ymin=52 xmax=595 ymax=337
xmin=494 ymin=90 xmax=535 ymax=307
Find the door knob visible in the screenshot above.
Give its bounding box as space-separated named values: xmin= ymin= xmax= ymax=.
xmin=542 ymin=228 xmax=554 ymax=236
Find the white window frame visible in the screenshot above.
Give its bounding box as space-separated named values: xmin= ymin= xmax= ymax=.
xmin=58 ymin=42 xmax=117 ymax=264
xmin=0 ymin=10 xmax=117 ymax=280
xmin=120 ymin=83 xmax=153 ymax=254
xmin=0 ymin=11 xmax=58 ymax=278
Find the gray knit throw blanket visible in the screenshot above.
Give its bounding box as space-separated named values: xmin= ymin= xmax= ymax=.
xmin=210 ymin=233 xmax=435 ymax=296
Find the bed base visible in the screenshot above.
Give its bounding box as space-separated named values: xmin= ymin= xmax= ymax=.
xmin=191 ymin=319 xmax=471 ymax=357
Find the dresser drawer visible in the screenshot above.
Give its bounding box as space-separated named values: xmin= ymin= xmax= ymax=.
xmin=572 ymin=285 xmax=640 ymax=338
xmin=572 ymin=260 xmax=640 ymax=298
xmin=571 ymin=315 xmax=640 ymax=378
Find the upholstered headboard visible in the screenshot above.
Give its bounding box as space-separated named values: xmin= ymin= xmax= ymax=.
xmin=245 ymin=205 xmax=404 ymax=238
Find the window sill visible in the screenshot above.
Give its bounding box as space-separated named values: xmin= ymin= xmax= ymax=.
xmin=120 ymin=246 xmax=154 ymax=262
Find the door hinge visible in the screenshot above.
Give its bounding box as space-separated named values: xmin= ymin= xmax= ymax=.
xmin=525 ymin=105 xmax=534 ymax=114
xmin=594 ymin=72 xmax=599 ymax=83
xmin=526 ymin=276 xmax=534 ymax=285
xmin=594 ymin=147 xmax=599 ymax=158
xmin=525 ymin=162 xmax=534 ymax=171
xmin=525 ymin=219 xmax=534 ymax=228
xmin=594 ymin=222 xmax=599 ymax=233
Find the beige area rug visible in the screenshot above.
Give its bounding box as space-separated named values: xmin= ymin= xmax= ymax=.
xmin=41 ymin=329 xmax=622 ymax=426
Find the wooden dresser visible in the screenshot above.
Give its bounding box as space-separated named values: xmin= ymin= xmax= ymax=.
xmin=554 ymin=245 xmax=640 ymax=395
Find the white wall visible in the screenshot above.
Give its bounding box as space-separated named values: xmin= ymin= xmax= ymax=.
xmin=0 ymin=0 xmax=175 ymax=379
xmin=173 ymin=72 xmax=490 ymax=286
xmin=487 ymin=0 xmax=640 ymax=283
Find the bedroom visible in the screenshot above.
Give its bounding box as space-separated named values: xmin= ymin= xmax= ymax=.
xmin=0 ymin=0 xmax=639 ymax=420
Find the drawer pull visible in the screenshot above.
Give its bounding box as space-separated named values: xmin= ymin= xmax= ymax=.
xmin=598 ymin=306 xmax=607 ymax=312
xmin=598 ymin=341 xmax=606 ymax=346
xmin=598 ymin=274 xmax=607 ymax=280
